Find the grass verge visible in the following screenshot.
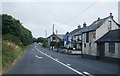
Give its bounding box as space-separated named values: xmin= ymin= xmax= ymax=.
xmin=2 ymin=40 xmax=25 ymax=74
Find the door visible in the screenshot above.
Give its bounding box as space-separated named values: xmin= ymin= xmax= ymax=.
xmin=97 ymin=43 xmax=105 ymax=60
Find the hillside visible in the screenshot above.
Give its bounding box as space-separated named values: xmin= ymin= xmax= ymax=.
xmin=1 ymin=14 xmax=34 ymax=73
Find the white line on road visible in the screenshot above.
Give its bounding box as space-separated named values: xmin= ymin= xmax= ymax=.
xmin=36 ymin=55 xmax=43 ymax=59
xmin=83 ymin=71 xmax=94 ymax=76
xmin=66 ymin=63 xmax=71 ymax=66
xmin=35 ymin=46 xmax=87 ymax=76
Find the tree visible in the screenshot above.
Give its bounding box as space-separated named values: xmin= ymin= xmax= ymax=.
xmin=2 ymin=14 xmax=33 ymax=46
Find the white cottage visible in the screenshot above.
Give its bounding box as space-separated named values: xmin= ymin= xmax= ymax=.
xmin=82 ymin=13 xmax=120 ymax=59
xmin=72 ymin=22 xmax=87 ymax=50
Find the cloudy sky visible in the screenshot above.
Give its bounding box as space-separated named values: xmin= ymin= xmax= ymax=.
xmin=1 ymin=0 xmax=120 ymax=38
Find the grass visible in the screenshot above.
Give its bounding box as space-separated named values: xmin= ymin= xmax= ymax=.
xmin=2 ymin=40 xmax=24 ymax=73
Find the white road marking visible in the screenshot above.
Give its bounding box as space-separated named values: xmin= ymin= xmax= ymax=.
xmin=83 ymin=71 xmax=94 ymax=76
xmin=35 ymin=46 xmax=87 ymax=76
xmin=55 ymin=58 xmax=58 ymax=61
xmin=66 ymin=63 xmax=71 ymax=66
xmin=36 ymin=55 xmax=43 ymax=59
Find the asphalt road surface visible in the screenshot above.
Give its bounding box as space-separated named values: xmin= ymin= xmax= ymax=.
xmin=7 ymin=43 xmax=119 ymax=75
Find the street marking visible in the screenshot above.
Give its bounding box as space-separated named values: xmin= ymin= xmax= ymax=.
xmin=35 ymin=46 xmax=86 ymax=76
xmin=83 ymin=71 xmax=94 ymax=76
xmin=66 ymin=63 xmax=71 ymax=66
xmin=55 ymin=58 xmax=58 ymax=61
xmin=36 ymin=55 xmax=43 ymax=59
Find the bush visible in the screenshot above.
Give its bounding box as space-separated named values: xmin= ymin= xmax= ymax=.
xmin=75 ymin=48 xmax=81 ymax=51
xmin=68 ymin=48 xmax=73 ymax=50
xmin=3 ymin=34 xmax=21 ymax=46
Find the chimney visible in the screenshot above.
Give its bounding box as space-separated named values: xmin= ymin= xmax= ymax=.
xmin=56 ymin=30 xmax=57 ymax=35
xmin=110 ymin=13 xmax=113 ymax=19
xmin=97 ymin=17 xmax=100 ymax=21
xmin=78 ymin=25 xmax=81 ymax=29
xmin=83 ymin=22 xmax=87 ymax=27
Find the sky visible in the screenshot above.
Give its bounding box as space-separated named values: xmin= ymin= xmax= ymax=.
xmin=1 ymin=0 xmax=120 ymax=38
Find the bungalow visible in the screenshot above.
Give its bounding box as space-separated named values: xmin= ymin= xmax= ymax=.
xmin=82 ymin=13 xmax=120 ymax=59
xmin=95 ymin=29 xmax=120 ymax=63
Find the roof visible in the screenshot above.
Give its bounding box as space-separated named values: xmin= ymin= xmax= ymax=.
xmin=96 ymin=29 xmax=120 ymax=43
xmin=83 ymin=17 xmax=109 ymax=33
xmin=56 ymin=34 xmax=64 ymax=40
xmin=73 ymin=26 xmax=88 ymax=36
xmin=65 ymin=28 xmax=82 ymax=36
xmin=47 ymin=33 xmax=64 ymax=40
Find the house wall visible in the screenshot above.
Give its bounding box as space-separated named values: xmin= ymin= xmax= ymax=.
xmin=82 ymin=31 xmax=97 ymax=56
xmin=47 ymin=35 xmax=60 ymax=47
xmin=96 ymin=17 xmax=119 ymax=40
xmin=64 ymin=35 xmax=72 ymax=48
xmin=105 ymin=43 xmax=120 ymax=59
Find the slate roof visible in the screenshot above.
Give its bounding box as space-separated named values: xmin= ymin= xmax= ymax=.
xmin=65 ymin=28 xmax=82 ymax=36
xmin=83 ymin=17 xmax=109 ymax=33
xmin=47 ymin=33 xmax=64 ymax=40
xmin=73 ymin=27 xmax=88 ymax=36
xmin=56 ymin=34 xmax=64 ymax=40
xmin=96 ymin=29 xmax=120 ymax=43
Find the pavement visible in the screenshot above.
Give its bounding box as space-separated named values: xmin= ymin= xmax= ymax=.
xmin=6 ymin=43 xmax=119 ymax=76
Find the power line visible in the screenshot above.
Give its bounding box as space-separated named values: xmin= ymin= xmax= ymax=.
xmin=63 ymin=0 xmax=97 ymax=25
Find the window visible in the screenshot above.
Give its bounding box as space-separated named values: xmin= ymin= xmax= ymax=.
xmin=52 ymin=37 xmax=55 ymax=40
xmin=89 ymin=43 xmax=91 ymax=47
xmin=93 ymin=32 xmax=96 ymax=38
xmin=108 ymin=20 xmax=112 ymax=30
xmin=84 ymin=43 xmax=86 ymax=47
xmin=109 ymin=43 xmax=115 ymax=53
xmin=86 ymin=32 xmax=89 ymax=43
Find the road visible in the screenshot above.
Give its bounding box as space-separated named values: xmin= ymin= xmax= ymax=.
xmin=6 ymin=43 xmax=119 ymax=75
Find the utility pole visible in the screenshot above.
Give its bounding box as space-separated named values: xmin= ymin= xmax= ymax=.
xmin=56 ymin=30 xmax=57 ymax=35
xmin=45 ymin=30 xmax=47 ymax=38
xmin=53 ymin=24 xmax=55 ymax=34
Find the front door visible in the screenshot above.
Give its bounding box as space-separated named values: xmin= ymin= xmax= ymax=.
xmin=97 ymin=43 xmax=105 ymax=60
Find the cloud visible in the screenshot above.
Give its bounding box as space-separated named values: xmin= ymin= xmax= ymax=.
xmin=2 ymin=2 xmax=118 ymax=38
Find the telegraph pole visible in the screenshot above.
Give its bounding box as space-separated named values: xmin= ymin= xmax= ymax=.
xmin=53 ymin=24 xmax=55 ymax=34
xmin=45 ymin=30 xmax=47 ymax=38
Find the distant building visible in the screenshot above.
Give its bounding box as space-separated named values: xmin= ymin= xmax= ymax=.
xmin=72 ymin=22 xmax=87 ymax=50
xmin=63 ymin=25 xmax=82 ymax=49
xmin=47 ymin=33 xmax=64 ymax=48
xmin=47 ymin=24 xmax=64 ymax=49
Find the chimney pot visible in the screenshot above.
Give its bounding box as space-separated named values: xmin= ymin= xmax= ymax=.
xmin=97 ymin=17 xmax=100 ymax=21
xmin=110 ymin=13 xmax=113 ymax=19
xmin=78 ymin=25 xmax=81 ymax=29
xmin=83 ymin=22 xmax=87 ymax=27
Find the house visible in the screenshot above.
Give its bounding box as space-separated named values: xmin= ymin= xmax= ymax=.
xmin=95 ymin=29 xmax=120 ymax=63
xmin=82 ymin=13 xmax=120 ymax=59
xmin=47 ymin=33 xmax=64 ymax=49
xmin=63 ymin=25 xmax=82 ymax=49
xmin=72 ymin=22 xmax=88 ymax=50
